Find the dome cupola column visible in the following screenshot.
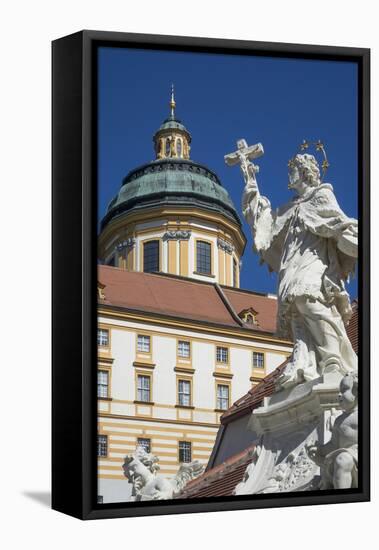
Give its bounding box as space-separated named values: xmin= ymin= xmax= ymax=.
xmin=153 ymin=85 xmax=191 ymax=160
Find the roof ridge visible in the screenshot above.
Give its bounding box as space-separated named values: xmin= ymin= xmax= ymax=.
xmin=214 ymin=283 xmax=244 ymax=327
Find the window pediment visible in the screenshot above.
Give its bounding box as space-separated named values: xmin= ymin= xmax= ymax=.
xmin=239 ymin=307 xmax=259 ymax=325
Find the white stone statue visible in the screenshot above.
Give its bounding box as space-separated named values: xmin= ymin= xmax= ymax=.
xmin=226 ymin=141 xmax=358 ymax=388
xmin=122 ymin=446 xmax=204 ymax=501
xmin=306 ymin=373 xmax=358 ymax=489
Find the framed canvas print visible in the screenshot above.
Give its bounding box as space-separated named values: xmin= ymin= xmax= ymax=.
xmin=52 ymin=30 xmax=370 ymax=520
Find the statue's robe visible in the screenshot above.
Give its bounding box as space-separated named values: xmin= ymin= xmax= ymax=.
xmin=243 ymin=181 xmax=358 ymax=383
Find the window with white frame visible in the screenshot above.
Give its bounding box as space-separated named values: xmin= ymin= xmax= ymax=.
xmin=253 ymin=351 xmax=265 ymax=369
xmin=137 ymin=438 xmax=151 ymax=453
xmin=137 ymin=374 xmax=151 ymax=402
xmin=143 ymin=240 xmax=160 ymax=273
xmin=196 ymin=241 xmax=211 ymax=274
xmin=137 ymin=334 xmax=151 ymax=353
xmin=178 ymin=441 xmax=192 ymax=463
xmin=178 ymin=340 xmax=190 ymax=359
xmin=217 ymin=384 xmax=230 ymax=410
xmin=178 ymin=379 xmax=191 ymax=407
xmin=97 ymin=328 xmax=109 ymax=347
xmin=216 ymin=346 xmax=229 ymax=364
xmin=97 ymin=435 xmax=108 ymax=457
xmin=97 ymin=370 xmax=109 ymax=399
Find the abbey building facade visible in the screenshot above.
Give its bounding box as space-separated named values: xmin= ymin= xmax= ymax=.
xmin=97 ymin=91 xmax=292 ymax=503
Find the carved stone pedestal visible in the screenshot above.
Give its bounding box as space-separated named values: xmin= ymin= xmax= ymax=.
xmin=234 ymin=371 xmax=344 ymax=495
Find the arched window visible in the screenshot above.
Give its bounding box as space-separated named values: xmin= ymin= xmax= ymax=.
xmin=196 ymin=241 xmax=211 ymax=274
xmin=143 ymin=240 xmax=160 ymax=273
xmin=165 ymin=138 xmax=171 ymax=156
xmin=177 ymin=138 xmax=182 ymax=157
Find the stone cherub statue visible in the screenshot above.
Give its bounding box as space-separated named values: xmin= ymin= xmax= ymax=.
xmin=225 ymin=140 xmax=358 ymax=389
xmin=122 ymin=446 xmax=204 ymax=501
xmin=307 ymin=373 xmax=358 ymax=489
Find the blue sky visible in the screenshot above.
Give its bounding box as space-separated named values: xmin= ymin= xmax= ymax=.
xmin=98 ymin=47 xmax=358 ymax=298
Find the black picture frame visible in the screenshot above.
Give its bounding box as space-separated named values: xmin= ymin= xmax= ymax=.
xmin=52 ymin=30 xmax=370 ymax=520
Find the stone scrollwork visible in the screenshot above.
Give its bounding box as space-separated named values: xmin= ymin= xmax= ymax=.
xmin=234 ymin=437 xmax=320 ymax=496
xmin=217 ymin=237 xmax=235 ymax=255
xmin=116 ymin=237 xmax=136 ymax=252
xmin=260 ymin=447 xmax=317 ymax=493
xmin=163 ymin=230 xmax=191 ymax=241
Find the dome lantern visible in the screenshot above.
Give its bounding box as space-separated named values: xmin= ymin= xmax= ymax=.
xmin=153 ymin=85 xmax=191 ymax=160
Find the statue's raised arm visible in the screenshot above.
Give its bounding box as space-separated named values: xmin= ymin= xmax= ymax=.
xmin=225 ymin=139 xmax=275 ymax=261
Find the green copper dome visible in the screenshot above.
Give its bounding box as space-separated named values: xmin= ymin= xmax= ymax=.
xmin=100 ymin=158 xmax=241 ymax=231
xmin=100 ymin=90 xmax=242 ymax=232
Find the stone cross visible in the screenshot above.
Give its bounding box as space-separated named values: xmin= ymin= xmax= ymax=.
xmin=224 ymin=139 xmax=264 ymax=179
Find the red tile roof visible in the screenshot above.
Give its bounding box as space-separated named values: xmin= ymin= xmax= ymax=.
xmin=223 ymin=287 xmax=278 ymax=334
xmin=346 ymin=299 xmax=358 ymax=354
xmin=98 ymin=266 xmax=280 ymax=335
xmin=220 ymin=359 xmax=289 ymax=424
xmin=178 ymin=444 xmax=256 ymax=499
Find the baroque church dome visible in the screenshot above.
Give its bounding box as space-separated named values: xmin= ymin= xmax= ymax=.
xmin=100 ymin=89 xmax=241 ymax=231
xmin=98 ymin=87 xmax=245 ymax=288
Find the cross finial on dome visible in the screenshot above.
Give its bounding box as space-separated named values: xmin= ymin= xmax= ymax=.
xmin=169 ymin=83 xmax=176 ymax=119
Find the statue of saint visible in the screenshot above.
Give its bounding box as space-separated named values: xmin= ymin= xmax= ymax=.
xmin=232 ymin=144 xmax=358 ymax=388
